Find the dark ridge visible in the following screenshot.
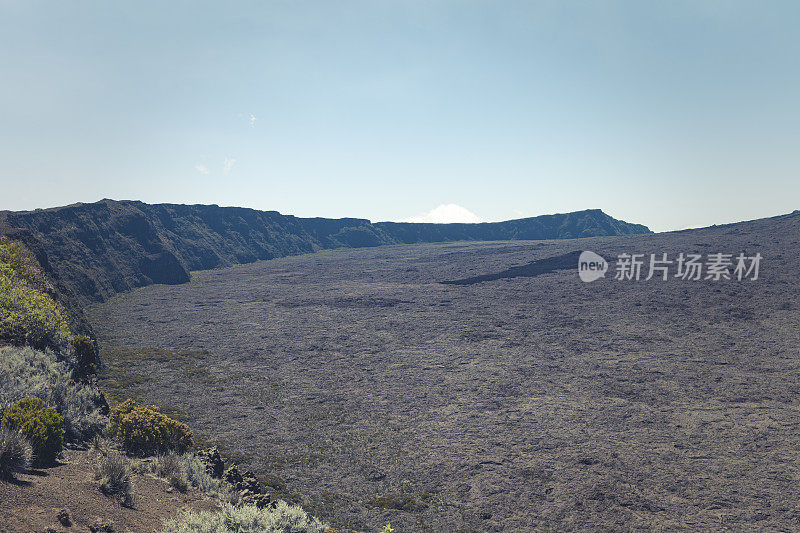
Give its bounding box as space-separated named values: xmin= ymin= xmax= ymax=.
xmin=376 ymin=209 xmax=650 ymax=243
xmin=0 ymin=200 xmax=651 ymax=304
xmin=442 ymin=250 xmax=585 ymax=285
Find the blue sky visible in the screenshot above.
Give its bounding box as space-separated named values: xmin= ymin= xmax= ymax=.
xmin=1 ymin=1 xmax=798 ymax=232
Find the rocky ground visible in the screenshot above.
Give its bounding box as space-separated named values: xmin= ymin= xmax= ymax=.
xmin=88 ymin=211 xmax=800 ymax=531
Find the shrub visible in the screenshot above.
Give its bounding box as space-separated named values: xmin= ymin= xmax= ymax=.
xmin=152 ymin=453 xmax=188 ymax=492
xmin=1 ymin=397 xmax=63 ymax=466
xmin=0 ymin=237 xmax=71 ymax=350
xmin=0 ymin=236 xmax=50 ymax=291
xmin=0 ymin=426 xmax=32 ymax=479
xmin=0 ymin=346 xmax=65 ymax=411
xmin=90 ymin=432 xmax=112 ymax=452
xmin=62 ymin=383 xmax=107 ymax=442
xmin=109 ymin=399 xmax=193 ymax=455
xmin=93 ymin=451 xmax=134 ymax=507
xmin=146 ymin=451 xmax=235 ymax=501
xmin=160 ymin=502 xmax=328 ymax=533
xmin=181 ymin=453 xmax=236 ymax=501
xmin=0 ymin=346 xmax=107 ymax=445
xmin=71 ymin=335 xmax=99 ymax=379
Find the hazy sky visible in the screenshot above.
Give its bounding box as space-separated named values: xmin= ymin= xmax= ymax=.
xmin=1 ymin=1 xmax=798 ymax=232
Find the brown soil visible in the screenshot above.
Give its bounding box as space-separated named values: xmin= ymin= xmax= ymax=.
xmin=0 ymin=448 xmax=219 ymax=533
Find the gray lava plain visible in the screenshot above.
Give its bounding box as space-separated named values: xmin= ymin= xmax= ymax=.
xmin=88 ymin=212 xmax=800 ymax=532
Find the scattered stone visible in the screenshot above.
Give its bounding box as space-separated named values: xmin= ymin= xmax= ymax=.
xmin=240 ymin=469 xmax=260 ymax=492
xmin=224 ymin=464 xmax=260 ymax=492
xmin=88 ymin=517 xmax=115 ymax=533
xmin=223 ymin=464 xmax=243 ymax=486
xmin=195 ymin=447 xmax=224 ymax=479
xmin=366 ymin=470 xmax=385 ymax=482
xmin=57 ymin=508 xmax=71 ymax=526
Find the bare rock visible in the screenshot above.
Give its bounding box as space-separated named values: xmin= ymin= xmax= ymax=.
xmin=88 ymin=517 xmax=115 ymax=533
xmin=195 ymin=447 xmax=224 ymax=479
xmin=240 ymin=469 xmax=260 ymax=492
xmin=366 ymin=470 xmax=385 ymax=482
xmin=224 ymin=464 xmax=260 ymax=492
xmin=223 ymin=464 xmax=243 ymax=486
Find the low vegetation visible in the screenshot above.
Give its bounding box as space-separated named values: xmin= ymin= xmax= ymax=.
xmin=0 ymin=235 xmax=71 ymax=350
xmin=152 ymin=453 xmax=189 ymax=492
xmin=0 ymin=345 xmax=107 ymax=443
xmin=1 ymin=397 xmax=63 ymax=467
xmin=93 ymin=451 xmax=135 ymax=507
xmin=0 ymin=237 xmax=107 ymax=444
xmin=109 ymin=399 xmax=194 ymax=455
xmin=0 ymin=426 xmax=32 ymax=479
xmin=181 ymin=452 xmax=237 ymax=500
xmin=71 ymin=334 xmax=99 ymax=380
xmin=0 ymin=234 xmax=360 ymax=532
xmin=148 ymin=450 xmax=236 ymax=502
xmin=160 ymin=501 xmax=328 ymax=533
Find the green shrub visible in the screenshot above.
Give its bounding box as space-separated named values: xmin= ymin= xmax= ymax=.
xmin=1 ymin=397 xmax=63 ymax=466
xmin=0 ymin=236 xmax=50 ymax=290
xmin=0 ymin=426 xmax=32 ymax=479
xmin=71 ymin=335 xmax=99 ymax=379
xmin=160 ymin=501 xmax=328 ymax=533
xmin=93 ymin=451 xmax=134 ymax=507
xmin=110 ymin=399 xmax=193 ymax=455
xmin=0 ymin=237 xmax=71 ymax=350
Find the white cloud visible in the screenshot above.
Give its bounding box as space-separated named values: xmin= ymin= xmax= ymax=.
xmin=249 ymin=114 xmax=257 ymax=127
xmin=195 ymin=164 xmax=210 ymax=175
xmin=406 ymin=204 xmax=482 ymax=224
xmin=223 ymin=157 xmax=236 ymax=174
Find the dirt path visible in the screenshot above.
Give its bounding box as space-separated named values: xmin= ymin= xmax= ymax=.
xmin=0 ymin=448 xmax=218 ymax=533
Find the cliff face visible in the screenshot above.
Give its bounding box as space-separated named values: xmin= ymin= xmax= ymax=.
xmin=0 ymin=200 xmax=650 ymax=304
xmin=375 ymin=209 xmax=650 ymax=243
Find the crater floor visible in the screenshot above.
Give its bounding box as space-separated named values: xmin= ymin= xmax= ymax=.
xmin=88 ymin=213 xmax=800 ymax=532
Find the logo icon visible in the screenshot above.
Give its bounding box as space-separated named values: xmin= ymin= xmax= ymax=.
xmin=578 ymin=251 xmax=607 ymax=282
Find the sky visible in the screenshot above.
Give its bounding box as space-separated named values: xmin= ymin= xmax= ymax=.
xmin=1 ymin=1 xmax=799 ymax=232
